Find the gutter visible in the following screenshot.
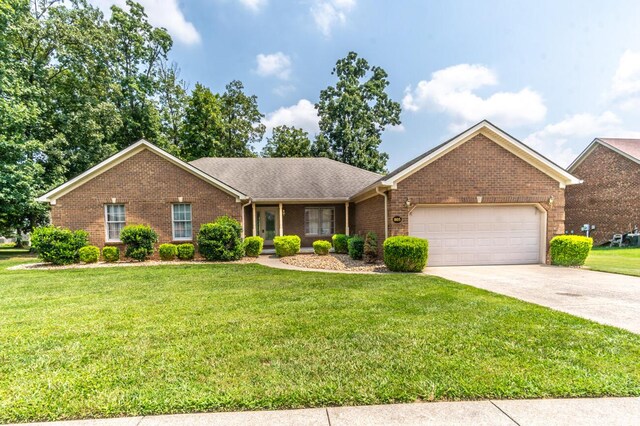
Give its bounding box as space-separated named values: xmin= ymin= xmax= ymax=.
xmin=375 ymin=187 xmax=389 ymax=240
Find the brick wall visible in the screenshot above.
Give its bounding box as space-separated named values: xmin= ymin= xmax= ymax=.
xmin=565 ymin=143 xmax=640 ymax=245
xmin=50 ymin=149 xmax=242 ymax=252
xmin=353 ymin=194 xmax=386 ymax=253
xmin=386 ymin=133 xmax=566 ymax=261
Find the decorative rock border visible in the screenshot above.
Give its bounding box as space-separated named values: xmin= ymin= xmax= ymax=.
xmin=278 ymin=253 xmax=388 ymax=273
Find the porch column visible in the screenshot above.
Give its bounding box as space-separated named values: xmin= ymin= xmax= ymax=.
xmin=345 ymin=202 xmax=350 ymax=235
xmin=252 ymin=203 xmax=257 ymax=237
xmin=279 ymin=203 xmax=284 ymax=236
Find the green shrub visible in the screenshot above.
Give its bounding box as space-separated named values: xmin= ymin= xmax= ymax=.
xmin=244 ymin=236 xmax=264 ymax=257
xmin=363 ymin=232 xmax=378 ymax=263
xmin=120 ymin=224 xmax=158 ymax=261
xmin=332 ymin=234 xmax=349 ymax=254
xmin=313 ymin=240 xmax=332 ymax=255
xmin=383 ymin=236 xmax=429 ymax=272
xmin=550 ymin=235 xmax=593 ymax=266
xmin=348 ymin=235 xmax=365 ymax=260
xmin=176 ymin=243 xmax=195 ymax=260
xmin=102 ymin=246 xmax=120 ymax=262
xmin=159 ymin=243 xmax=178 ymax=261
xmin=197 ymin=216 xmax=244 ymax=261
xmin=31 ymin=226 xmax=88 ymax=265
xmin=274 ymin=235 xmax=301 ymax=257
xmin=78 ymin=245 xmax=100 ymax=263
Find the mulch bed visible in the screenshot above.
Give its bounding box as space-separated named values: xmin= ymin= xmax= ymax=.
xmin=279 ymin=253 xmax=388 ymax=272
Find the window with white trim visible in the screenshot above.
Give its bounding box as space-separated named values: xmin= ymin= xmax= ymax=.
xmin=105 ymin=204 xmax=125 ymax=242
xmin=172 ymin=203 xmax=192 ymax=240
xmin=304 ymin=207 xmax=335 ymax=236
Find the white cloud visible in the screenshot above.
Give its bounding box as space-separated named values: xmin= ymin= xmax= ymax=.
xmin=611 ymin=50 xmax=640 ymax=99
xmin=255 ymin=52 xmax=292 ymax=80
xmin=90 ymin=0 xmax=200 ymax=45
xmin=523 ymin=111 xmax=640 ymax=167
xmin=311 ymin=0 xmax=356 ymax=37
xmin=238 ymin=0 xmax=267 ymax=12
xmin=263 ymin=99 xmax=320 ymax=135
xmin=403 ymin=63 xmax=547 ymax=128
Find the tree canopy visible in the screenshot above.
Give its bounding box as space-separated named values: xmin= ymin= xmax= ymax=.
xmin=315 ymin=51 xmax=402 ymax=173
xmin=262 ymin=126 xmax=313 ymax=158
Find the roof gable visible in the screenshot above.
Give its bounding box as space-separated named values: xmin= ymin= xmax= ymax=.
xmin=37 ymin=140 xmax=247 ymax=203
xmin=380 ymin=120 xmax=580 ymax=188
xmin=569 ymin=138 xmax=640 ymax=171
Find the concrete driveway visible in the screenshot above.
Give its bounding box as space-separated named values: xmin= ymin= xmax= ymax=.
xmin=425 ymin=265 xmax=640 ymax=334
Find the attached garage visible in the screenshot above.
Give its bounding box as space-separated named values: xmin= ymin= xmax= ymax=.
xmin=409 ymin=205 xmax=544 ymax=266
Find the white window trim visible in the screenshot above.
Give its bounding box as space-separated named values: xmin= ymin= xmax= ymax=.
xmin=304 ymin=207 xmax=335 ymax=236
xmin=104 ymin=204 xmax=125 ymax=243
xmin=171 ymin=203 xmax=193 ymax=241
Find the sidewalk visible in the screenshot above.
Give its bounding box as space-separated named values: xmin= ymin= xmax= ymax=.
xmin=12 ymin=397 xmax=640 ymax=426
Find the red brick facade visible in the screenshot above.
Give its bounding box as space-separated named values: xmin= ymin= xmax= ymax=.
xmin=565 ymin=143 xmax=640 ymax=245
xmin=385 ymin=134 xmax=565 ymax=260
xmin=50 ymin=149 xmax=242 ymax=250
xmin=353 ymin=194 xmax=386 ymax=252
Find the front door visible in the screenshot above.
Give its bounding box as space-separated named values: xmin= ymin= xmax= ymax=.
xmin=256 ymin=207 xmax=278 ymax=245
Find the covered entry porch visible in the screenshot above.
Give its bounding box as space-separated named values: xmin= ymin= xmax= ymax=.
xmin=243 ymin=201 xmax=354 ymax=248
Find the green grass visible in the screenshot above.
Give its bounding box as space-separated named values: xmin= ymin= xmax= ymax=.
xmin=1 ymin=259 xmax=639 ymax=423
xmin=585 ymin=247 xmax=640 ymax=277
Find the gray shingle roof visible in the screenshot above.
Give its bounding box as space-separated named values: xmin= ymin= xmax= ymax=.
xmin=598 ymin=138 xmax=640 ymax=162
xmin=190 ymin=157 xmax=382 ymax=200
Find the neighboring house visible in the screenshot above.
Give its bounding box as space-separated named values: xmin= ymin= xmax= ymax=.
xmin=565 ymin=138 xmax=640 ymax=245
xmin=37 ymin=121 xmax=580 ymax=266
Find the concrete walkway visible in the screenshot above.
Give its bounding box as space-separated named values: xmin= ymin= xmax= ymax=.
xmin=425 ymin=264 xmax=640 ymax=334
xmin=12 ymin=398 xmax=640 ymax=426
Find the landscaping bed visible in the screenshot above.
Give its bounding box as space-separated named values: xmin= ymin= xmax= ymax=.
xmin=279 ymin=253 xmax=388 ymax=272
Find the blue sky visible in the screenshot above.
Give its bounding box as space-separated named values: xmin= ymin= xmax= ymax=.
xmin=92 ymin=0 xmax=640 ymax=169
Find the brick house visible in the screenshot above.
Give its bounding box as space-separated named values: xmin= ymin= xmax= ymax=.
xmin=38 ymin=121 xmax=579 ymax=266
xmin=565 ymin=138 xmax=640 ymax=245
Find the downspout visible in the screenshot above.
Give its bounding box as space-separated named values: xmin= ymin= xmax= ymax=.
xmin=241 ymin=198 xmax=252 ymax=239
xmin=375 ymin=187 xmax=388 ymax=240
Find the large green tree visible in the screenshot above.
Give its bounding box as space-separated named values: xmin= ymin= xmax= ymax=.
xmin=180 ymin=83 xmax=224 ymax=160
xmin=315 ymin=51 xmax=402 ymax=173
xmin=262 ymin=126 xmax=313 ymax=158
xmin=219 ymin=80 xmax=265 ymax=157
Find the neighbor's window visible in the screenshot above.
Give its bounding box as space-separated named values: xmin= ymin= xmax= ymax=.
xmin=105 ymin=204 xmax=125 ymax=242
xmin=304 ymin=207 xmax=335 ymax=236
xmin=172 ymin=203 xmax=192 ymax=240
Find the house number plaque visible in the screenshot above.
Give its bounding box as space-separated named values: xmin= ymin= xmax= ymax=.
xmin=392 ymin=216 xmax=402 ymax=223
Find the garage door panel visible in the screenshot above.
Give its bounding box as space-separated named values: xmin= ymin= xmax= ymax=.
xmin=409 ymin=206 xmax=542 ymax=266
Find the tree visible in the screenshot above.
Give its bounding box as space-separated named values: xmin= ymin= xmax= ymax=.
xmin=219 ymin=80 xmax=265 ymax=157
xmin=180 ymin=83 xmax=224 ymax=160
xmin=262 ymin=126 xmax=312 ymax=158
xmin=315 ymin=51 xmax=401 ymax=173
xmin=158 ymin=62 xmax=187 ymax=153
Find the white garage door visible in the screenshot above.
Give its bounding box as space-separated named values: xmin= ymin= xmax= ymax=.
xmin=409 ymin=205 xmax=542 ymax=266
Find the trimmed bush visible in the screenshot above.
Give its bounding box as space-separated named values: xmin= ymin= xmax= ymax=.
xmin=120 ymin=224 xmax=158 ymax=261
xmin=159 ymin=243 xmax=178 ymax=261
xmin=78 ymin=245 xmax=100 ymax=263
xmin=274 ymin=235 xmax=301 ymax=257
xmin=332 ymin=234 xmax=349 ymax=254
xmin=313 ymin=240 xmax=332 ymax=255
xmin=348 ymin=235 xmax=365 ymax=260
xmin=244 ymin=236 xmax=264 ymax=257
xmin=31 ymin=226 xmax=88 ymax=265
xmin=177 ymin=243 xmax=195 ymax=260
xmin=550 ymin=235 xmax=593 ymax=266
xmin=383 ymin=236 xmax=429 ymax=272
xmin=102 ymin=246 xmax=120 ymax=262
xmin=198 ymin=216 xmax=244 ymax=261
xmin=363 ymin=232 xmax=378 ymax=263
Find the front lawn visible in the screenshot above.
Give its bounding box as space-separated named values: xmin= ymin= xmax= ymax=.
xmin=585 ymin=246 xmax=640 ymax=277
xmin=1 ymin=262 xmax=639 ymax=423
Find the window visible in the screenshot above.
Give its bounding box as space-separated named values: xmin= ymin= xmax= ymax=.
xmin=105 ymin=204 xmax=125 ymax=242
xmin=172 ymin=203 xmax=192 ymax=240
xmin=304 ymin=207 xmax=334 ymax=236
